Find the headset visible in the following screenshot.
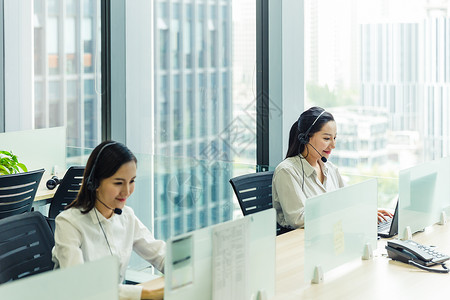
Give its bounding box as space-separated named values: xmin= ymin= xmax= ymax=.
xmin=297 ymin=109 xmax=327 ymax=191
xmin=46 ymin=175 xmax=61 ymax=190
xmin=297 ymin=110 xmax=326 ymax=146
xmin=94 ymin=208 xmax=114 ymax=256
xmin=85 ymin=142 xmax=118 ymax=192
xmin=86 ymin=141 xmax=123 ymax=215
xmin=297 ymin=110 xmax=327 ymax=164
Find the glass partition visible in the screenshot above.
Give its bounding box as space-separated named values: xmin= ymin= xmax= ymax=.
xmin=151 ymin=154 xmax=271 ymax=242
xmin=341 ymin=172 xmax=398 ymax=209
xmin=164 ymin=208 xmax=275 ymax=300
xmin=304 ymin=179 xmax=378 ymax=282
xmin=126 ymin=152 xmax=272 ymax=270
xmin=1 ymin=127 xmax=66 ymax=175
xmin=398 ymin=157 xmax=450 ymax=237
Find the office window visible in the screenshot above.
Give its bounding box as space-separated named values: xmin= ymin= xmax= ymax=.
xmin=209 ymin=4 xmax=217 ymax=68
xmin=186 ymin=74 xmax=194 ymax=139
xmin=48 ymin=81 xmax=62 ymax=127
xmin=185 ymin=4 xmax=194 ymax=69
xmin=153 ymin=0 xmax=255 ymax=241
xmin=34 ymin=82 xmax=45 ymax=128
xmin=65 ymin=17 xmax=77 ymax=74
xmin=171 ymin=3 xmax=181 ymax=70
xmin=305 ymin=0 xmax=450 ymax=207
xmin=33 ymin=0 xmax=101 ymax=155
xmin=197 ymin=4 xmax=205 ymax=68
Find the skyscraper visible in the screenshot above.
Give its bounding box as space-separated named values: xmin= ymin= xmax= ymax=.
xmin=33 ymin=0 xmax=102 ymax=157
xmin=153 ymin=0 xmax=233 ymax=241
xmin=360 ymin=18 xmax=450 ymax=162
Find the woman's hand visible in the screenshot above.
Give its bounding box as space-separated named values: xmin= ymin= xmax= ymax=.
xmin=141 ymin=286 xmax=164 ymax=300
xmin=377 ymin=209 xmax=393 ymax=223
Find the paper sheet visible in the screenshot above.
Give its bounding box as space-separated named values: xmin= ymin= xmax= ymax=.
xmin=212 ymin=217 xmax=249 ymax=300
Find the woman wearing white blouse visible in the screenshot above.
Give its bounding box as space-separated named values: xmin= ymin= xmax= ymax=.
xmin=52 ymin=141 xmax=165 ymax=300
xmin=272 ymin=107 xmax=392 ymax=229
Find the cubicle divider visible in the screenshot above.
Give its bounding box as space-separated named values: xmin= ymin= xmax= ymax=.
xmin=398 ymin=156 xmax=450 ymax=239
xmin=304 ymin=179 xmax=378 ymax=283
xmin=164 ymin=208 xmax=276 ymax=300
xmin=0 ymin=127 xmax=66 ymax=175
xmin=0 ymin=256 xmax=119 ymax=300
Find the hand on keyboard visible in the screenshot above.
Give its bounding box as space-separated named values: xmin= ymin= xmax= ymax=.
xmin=377 ymin=209 xmax=393 ymax=224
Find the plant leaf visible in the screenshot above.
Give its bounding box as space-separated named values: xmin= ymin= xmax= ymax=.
xmin=17 ymin=163 xmax=28 ymax=172
xmin=0 ymin=150 xmax=27 ymax=174
xmin=0 ymin=165 xmax=10 ymax=174
xmin=0 ymin=150 xmax=12 ymax=156
xmin=2 ymin=157 xmax=14 ymax=166
xmin=11 ymin=165 xmax=19 ymax=174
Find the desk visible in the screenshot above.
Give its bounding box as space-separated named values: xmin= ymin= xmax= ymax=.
xmin=33 ymin=174 xmax=57 ymax=207
xmin=141 ymin=223 xmax=450 ymax=299
xmin=273 ymin=223 xmax=450 ymax=299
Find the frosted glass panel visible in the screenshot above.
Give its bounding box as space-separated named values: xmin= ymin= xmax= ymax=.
xmin=304 ymin=179 xmax=378 ymax=282
xmin=398 ymin=157 xmax=450 ymax=237
xmin=165 ymin=208 xmax=276 ymax=300
xmin=0 ymin=256 xmax=119 ymax=300
xmin=247 ymin=209 xmax=276 ymax=298
xmin=0 ymin=127 xmax=66 ymax=175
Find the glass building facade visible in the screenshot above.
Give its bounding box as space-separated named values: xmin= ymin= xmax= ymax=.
xmin=33 ymin=0 xmax=102 ymax=156
xmin=153 ymin=0 xmax=234 ymax=241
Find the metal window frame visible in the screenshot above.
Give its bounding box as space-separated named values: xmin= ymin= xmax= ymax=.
xmin=257 ymin=0 xmax=305 ymax=168
xmin=256 ymin=0 xmax=269 ymax=168
xmin=100 ymin=0 xmax=111 ymax=140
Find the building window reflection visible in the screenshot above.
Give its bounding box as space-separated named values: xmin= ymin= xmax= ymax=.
xmin=33 ymin=0 xmax=101 ymax=155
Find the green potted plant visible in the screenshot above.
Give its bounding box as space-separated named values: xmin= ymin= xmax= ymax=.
xmin=0 ymin=150 xmax=28 ymax=175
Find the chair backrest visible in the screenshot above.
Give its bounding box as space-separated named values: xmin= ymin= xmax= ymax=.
xmin=229 ymin=171 xmax=274 ymax=216
xmin=0 ymin=169 xmax=45 ymax=220
xmin=0 ymin=211 xmax=55 ymax=283
xmin=48 ymin=166 xmax=84 ymax=219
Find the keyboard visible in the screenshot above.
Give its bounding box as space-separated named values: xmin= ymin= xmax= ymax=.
xmin=377 ymin=217 xmax=392 ymax=232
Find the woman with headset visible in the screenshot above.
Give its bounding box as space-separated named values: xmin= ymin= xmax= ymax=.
xmin=52 ymin=141 xmax=165 ymax=300
xmin=272 ymin=107 xmax=392 ymax=229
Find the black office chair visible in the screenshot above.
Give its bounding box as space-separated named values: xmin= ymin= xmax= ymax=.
xmin=229 ymin=171 xmax=292 ymax=235
xmin=0 ymin=168 xmax=45 ymax=220
xmin=0 ymin=211 xmax=55 ymax=283
xmin=47 ymin=166 xmax=84 ymax=231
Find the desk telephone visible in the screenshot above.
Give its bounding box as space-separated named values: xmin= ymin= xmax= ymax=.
xmin=386 ymin=239 xmax=450 ymax=273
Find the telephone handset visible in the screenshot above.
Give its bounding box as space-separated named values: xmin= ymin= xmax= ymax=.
xmin=386 ymin=239 xmax=450 ymax=273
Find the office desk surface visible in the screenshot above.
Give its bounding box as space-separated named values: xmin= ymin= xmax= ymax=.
xmin=34 ymin=174 xmax=56 ymax=202
xmin=139 ymin=276 xmax=164 ymax=291
xmin=140 ymin=222 xmax=450 ymax=299
xmin=274 ymin=224 xmax=450 ymax=299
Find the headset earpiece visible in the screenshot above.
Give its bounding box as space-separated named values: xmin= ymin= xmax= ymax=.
xmin=86 ymin=179 xmax=97 ymax=191
xmin=297 ymin=110 xmax=326 ymax=145
xmin=85 ymin=142 xmax=117 ymax=192
xmin=297 ymin=133 xmax=309 ymax=145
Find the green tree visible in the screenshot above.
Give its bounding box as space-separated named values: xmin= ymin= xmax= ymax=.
xmin=306 ymin=82 xmax=358 ymax=108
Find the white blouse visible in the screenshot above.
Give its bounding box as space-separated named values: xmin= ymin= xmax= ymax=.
xmin=272 ymin=155 xmax=345 ymax=229
xmin=52 ymin=205 xmax=166 ymax=300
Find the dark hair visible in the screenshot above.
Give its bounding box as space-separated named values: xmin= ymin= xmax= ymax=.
xmin=67 ymin=140 xmax=137 ymax=213
xmin=285 ymin=107 xmax=334 ymax=158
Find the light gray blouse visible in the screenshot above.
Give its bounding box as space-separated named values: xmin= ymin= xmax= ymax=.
xmin=272 ymin=155 xmax=345 ymax=229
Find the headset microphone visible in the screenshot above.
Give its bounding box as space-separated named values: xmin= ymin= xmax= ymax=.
xmin=97 ymin=199 xmax=123 ymax=215
xmin=308 ymin=143 xmax=327 ymax=163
